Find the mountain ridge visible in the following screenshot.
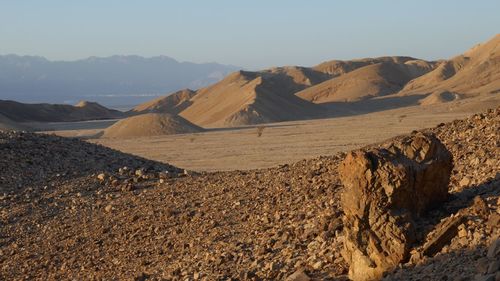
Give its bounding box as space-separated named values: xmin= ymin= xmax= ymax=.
xmin=399 ymin=34 xmax=500 ymax=96
xmin=2 ymin=35 xmax=499 ymax=129
xmin=0 ymin=54 xmax=240 ymax=105
xmin=0 ymin=99 xmax=125 ymax=122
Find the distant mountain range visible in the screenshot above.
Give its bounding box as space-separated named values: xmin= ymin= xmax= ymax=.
xmin=0 ymin=55 xmax=239 ymax=107
xmin=0 ymin=100 xmax=125 ymax=124
xmin=1 ymin=34 xmax=498 ymax=132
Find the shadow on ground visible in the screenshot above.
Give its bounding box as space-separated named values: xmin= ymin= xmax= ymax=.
xmin=0 ymin=131 xmax=182 ymax=194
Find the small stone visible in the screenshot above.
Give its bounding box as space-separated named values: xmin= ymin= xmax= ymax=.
xmin=472 ymin=196 xmax=489 ymax=217
xmin=158 ymin=171 xmax=170 ymax=179
xmin=121 ymin=184 xmax=135 ymax=191
xmin=487 ymin=239 xmax=500 ymax=259
xmin=470 ymin=157 xmax=480 ymax=165
xmin=487 ymin=260 xmax=500 ymax=274
xmin=97 ymin=173 xmax=106 ymax=181
xmin=118 ymin=166 xmax=129 ymax=175
xmin=312 ymin=260 xmax=323 ymax=270
xmin=285 ymin=269 xmax=311 ymax=281
xmin=487 ymin=214 xmax=500 ymax=228
xmin=477 ymin=257 xmax=490 ymax=274
xmin=105 ymin=205 xmax=113 ymax=212
xmin=135 ymin=169 xmax=145 ymax=177
xmin=458 ymin=228 xmax=467 ymax=238
xmin=294 ymin=260 xmax=305 ymax=269
xmin=477 ymin=274 xmax=496 ymax=281
xmin=459 ymin=177 xmax=471 ymax=187
xmin=266 ymin=262 xmax=280 ymax=271
xmin=409 ymin=250 xmax=423 ymax=264
xmin=240 ymin=271 xmax=256 ymax=280
xmin=423 ymin=214 xmax=465 ymax=257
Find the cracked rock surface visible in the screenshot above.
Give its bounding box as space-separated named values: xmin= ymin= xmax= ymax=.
xmin=339 ymin=132 xmax=453 ymax=281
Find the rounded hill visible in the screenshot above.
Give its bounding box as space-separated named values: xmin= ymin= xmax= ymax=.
xmin=102 ymin=113 xmax=203 ymax=138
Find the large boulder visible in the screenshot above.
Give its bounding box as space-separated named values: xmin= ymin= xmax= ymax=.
xmin=339 ymin=132 xmax=453 ymax=281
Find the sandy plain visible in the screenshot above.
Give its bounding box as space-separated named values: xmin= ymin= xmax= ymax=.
xmin=39 ymin=96 xmax=499 ymax=172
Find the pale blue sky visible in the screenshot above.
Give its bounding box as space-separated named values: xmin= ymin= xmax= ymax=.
xmin=1 ymin=0 xmax=499 ymax=69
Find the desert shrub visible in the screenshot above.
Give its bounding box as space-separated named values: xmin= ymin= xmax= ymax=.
xmin=256 ymin=125 xmax=265 ymax=137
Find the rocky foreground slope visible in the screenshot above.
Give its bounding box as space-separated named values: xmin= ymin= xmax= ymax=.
xmin=0 ymin=108 xmax=498 ymax=280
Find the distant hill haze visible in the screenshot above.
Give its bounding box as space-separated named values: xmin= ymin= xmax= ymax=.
xmin=0 ymin=99 xmax=125 ymax=122
xmin=0 ymin=55 xmax=239 ymax=106
xmin=2 ymin=34 xmax=498 ymax=131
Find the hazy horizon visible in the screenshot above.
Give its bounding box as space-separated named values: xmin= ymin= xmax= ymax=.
xmin=0 ymin=54 xmax=241 ymax=69
xmin=1 ymin=0 xmax=500 ymax=69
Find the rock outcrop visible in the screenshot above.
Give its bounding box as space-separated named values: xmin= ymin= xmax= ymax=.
xmin=339 ymin=132 xmax=453 ymax=281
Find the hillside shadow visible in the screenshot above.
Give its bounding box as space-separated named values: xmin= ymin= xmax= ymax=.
xmin=205 ymin=123 xmax=298 ymax=133
xmin=198 ymin=95 xmax=425 ymax=132
xmin=0 ymin=132 xmax=183 ymax=194
xmin=364 ymin=176 xmax=499 ymax=280
xmin=29 ymin=119 xmax=119 ymax=132
xmin=432 ymin=173 xmax=498 ymax=216
xmin=382 ymin=245 xmax=489 ymax=280
xmin=411 ymin=174 xmax=499 ymax=254
xmin=126 ymin=100 xmax=194 ymax=116
xmin=318 ymin=94 xmax=426 ymax=118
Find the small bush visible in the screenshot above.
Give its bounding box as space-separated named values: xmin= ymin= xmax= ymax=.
xmin=256 ymin=126 xmax=265 ymax=137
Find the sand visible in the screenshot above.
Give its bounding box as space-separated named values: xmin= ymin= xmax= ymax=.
xmin=178 ymin=70 xmax=325 ymax=127
xmin=101 ymin=113 xmax=203 ymax=138
xmin=401 ymin=34 xmax=500 ymax=96
xmin=296 ymin=61 xmax=431 ymax=103
xmin=88 ymin=98 xmax=499 ymax=172
xmin=175 ymin=35 xmax=498 ymax=127
xmin=131 ymin=89 xmax=196 ymax=114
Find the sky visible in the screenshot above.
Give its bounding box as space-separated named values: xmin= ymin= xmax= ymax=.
xmin=1 ymin=0 xmax=499 ymax=69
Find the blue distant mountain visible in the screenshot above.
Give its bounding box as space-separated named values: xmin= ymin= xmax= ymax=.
xmin=0 ymin=54 xmax=240 ymax=108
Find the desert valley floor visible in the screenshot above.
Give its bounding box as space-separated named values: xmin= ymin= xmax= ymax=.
xmin=44 ymin=97 xmax=499 ymax=172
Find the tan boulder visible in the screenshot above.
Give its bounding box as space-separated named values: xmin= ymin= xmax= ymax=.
xmin=339 ymin=132 xmax=453 ymax=281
